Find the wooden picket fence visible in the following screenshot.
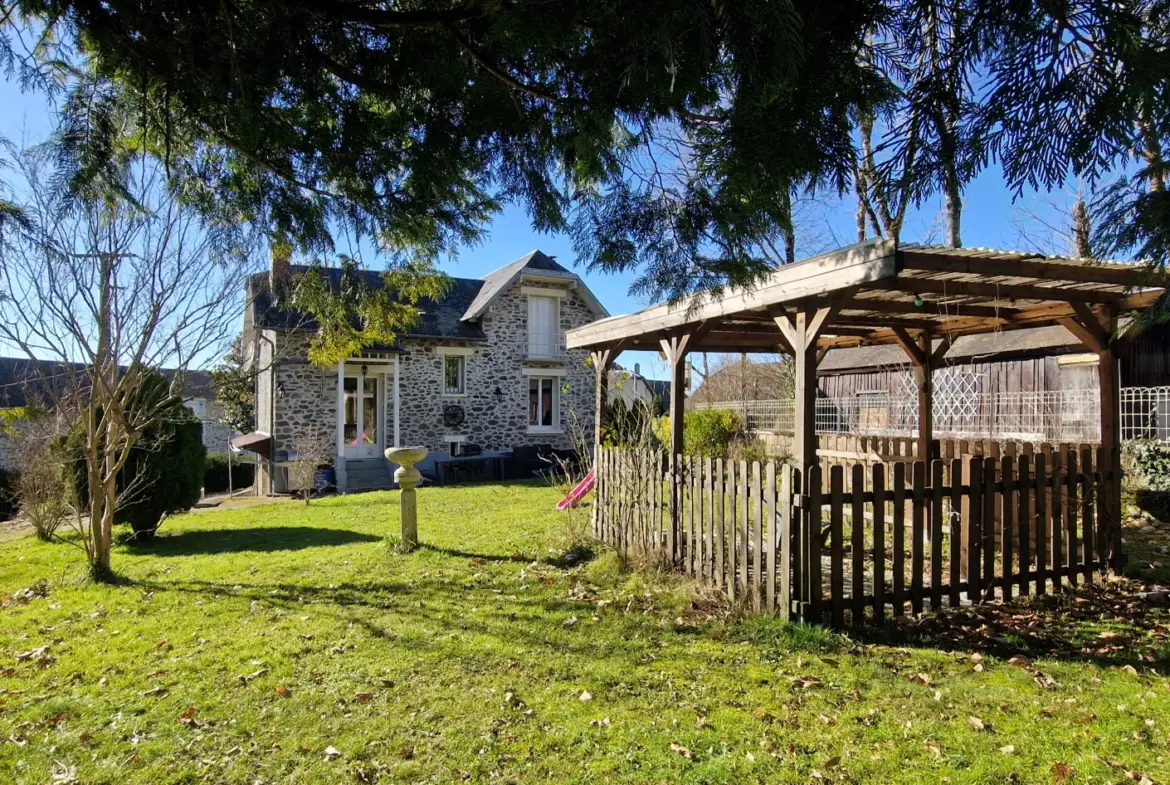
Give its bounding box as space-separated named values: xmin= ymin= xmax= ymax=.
xmin=593 ymin=445 xmax=1121 ymax=626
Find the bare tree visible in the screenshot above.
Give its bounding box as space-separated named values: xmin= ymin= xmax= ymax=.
xmin=0 ymin=149 xmax=259 ymax=580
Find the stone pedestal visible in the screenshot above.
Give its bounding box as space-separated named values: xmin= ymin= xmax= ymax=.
xmin=385 ymin=446 xmax=428 ymax=548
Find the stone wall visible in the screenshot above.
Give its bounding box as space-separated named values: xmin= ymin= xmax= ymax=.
xmin=396 ymin=283 xmax=595 ymax=453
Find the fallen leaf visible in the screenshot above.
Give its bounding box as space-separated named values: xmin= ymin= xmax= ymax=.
xmin=354 ymin=692 xmax=374 ymax=703
xmin=14 ymin=645 xmax=50 ymax=662
xmin=999 ymin=745 xmax=1015 ymax=754
xmin=139 ymin=686 xmax=168 ymax=698
xmin=1051 ymin=761 xmax=1073 ymax=784
xmin=324 ymin=745 xmax=342 ymax=760
xmin=275 ymin=686 xmax=292 ymax=698
xmin=968 ymin=716 xmax=986 ymax=731
xmin=910 ymin=672 xmax=932 ymax=686
xmin=1121 ymin=664 xmax=1140 ymax=676
xmin=579 ymin=691 xmax=592 ymax=702
xmin=824 ymin=755 xmax=841 ymax=768
xmin=669 ymin=742 xmax=693 ymax=760
xmin=1008 ymin=655 xmax=1032 ymax=668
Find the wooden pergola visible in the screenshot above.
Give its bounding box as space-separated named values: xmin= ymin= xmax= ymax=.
xmin=567 ymin=240 xmax=1167 ymax=476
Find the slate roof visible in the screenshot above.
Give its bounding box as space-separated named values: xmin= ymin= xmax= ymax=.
xmin=249 ymin=265 xmax=489 ymax=343
xmin=249 ymin=250 xmax=606 ymax=344
xmin=462 ymin=250 xmax=578 ymax=321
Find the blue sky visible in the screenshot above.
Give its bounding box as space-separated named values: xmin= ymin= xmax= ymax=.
xmin=0 ymin=73 xmax=1088 ymax=379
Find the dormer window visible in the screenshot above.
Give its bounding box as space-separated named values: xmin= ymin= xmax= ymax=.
xmin=527 ymin=292 xmax=561 ymax=359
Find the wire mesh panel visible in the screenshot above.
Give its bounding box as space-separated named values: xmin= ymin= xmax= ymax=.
xmin=691 ymin=386 xmax=1170 ymax=444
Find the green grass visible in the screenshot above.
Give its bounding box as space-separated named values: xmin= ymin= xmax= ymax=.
xmin=2 ymin=481 xmax=1168 ymax=784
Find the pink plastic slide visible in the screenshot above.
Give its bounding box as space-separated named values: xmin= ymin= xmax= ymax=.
xmin=557 ymin=468 xmax=596 ymax=510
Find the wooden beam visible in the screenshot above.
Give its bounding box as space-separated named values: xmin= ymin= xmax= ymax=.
xmin=834 ymin=296 xmax=1020 ymax=319
xmin=1058 ymin=317 xmax=1106 ymax=353
xmin=866 ymin=277 xmax=1122 ymax=304
xmin=565 ymin=241 xmax=896 ymax=349
xmin=900 ymin=249 xmax=1166 ymax=287
xmin=891 ymin=327 xmax=927 ymax=366
xmin=930 ymin=334 xmax=954 ymax=365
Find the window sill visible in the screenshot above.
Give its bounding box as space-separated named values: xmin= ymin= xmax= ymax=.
xmin=527 ymin=427 xmax=564 ymax=435
xmin=441 ymin=393 xmax=469 ymax=398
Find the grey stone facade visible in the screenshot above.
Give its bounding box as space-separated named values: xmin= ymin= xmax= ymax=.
xmin=396 ymin=284 xmax=595 ymax=453
xmin=250 ymin=270 xmax=603 ymax=491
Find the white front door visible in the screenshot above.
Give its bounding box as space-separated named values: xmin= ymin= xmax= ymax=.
xmin=342 ymin=373 xmax=382 ymax=459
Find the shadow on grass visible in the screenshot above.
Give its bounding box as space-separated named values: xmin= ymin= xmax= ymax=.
xmin=128 ymin=526 xmax=381 ymax=556
xmin=845 ymin=583 xmax=1170 ymax=674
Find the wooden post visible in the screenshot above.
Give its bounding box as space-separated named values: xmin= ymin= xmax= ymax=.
xmin=1061 ymin=304 xmax=1122 ymax=572
xmin=892 ymin=327 xmax=949 ymax=463
xmin=1098 ymin=343 xmax=1121 ymax=570
xmin=659 ymin=328 xmax=706 ymax=564
xmin=589 ymin=347 xmax=614 ymax=453
xmin=773 ymin=300 xmax=844 ymax=475
xmin=590 ymin=347 xmax=615 ymax=536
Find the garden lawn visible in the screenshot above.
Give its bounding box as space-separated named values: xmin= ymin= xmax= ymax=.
xmin=1 ymin=481 xmax=1168 ymax=784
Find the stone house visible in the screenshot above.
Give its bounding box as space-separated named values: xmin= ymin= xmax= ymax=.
xmin=238 ymin=250 xmax=608 ymax=493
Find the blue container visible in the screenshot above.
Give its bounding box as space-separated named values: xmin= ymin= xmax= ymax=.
xmin=314 ymin=466 xmax=337 ymax=494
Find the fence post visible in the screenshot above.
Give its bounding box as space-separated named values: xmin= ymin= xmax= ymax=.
xmin=779 ymin=463 xmax=793 ymax=620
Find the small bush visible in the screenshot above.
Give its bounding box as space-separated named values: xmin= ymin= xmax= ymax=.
xmin=728 ymin=437 xmax=769 ymax=465
xmin=1123 ymin=438 xmax=1170 ymax=491
xmin=14 ymin=440 xmax=68 ymax=541
xmin=653 ymin=408 xmax=744 ymax=458
xmin=203 ymin=454 xmax=254 ymax=494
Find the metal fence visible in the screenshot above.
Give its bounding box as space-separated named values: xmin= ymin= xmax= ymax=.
xmin=691 ymin=386 xmax=1170 ymax=444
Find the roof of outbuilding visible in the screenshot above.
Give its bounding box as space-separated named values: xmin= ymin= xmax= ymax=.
xmin=566 ymin=239 xmax=1166 ymax=354
xmin=0 ymin=357 xmax=217 ymax=409
xmin=818 ymin=324 xmax=1087 ymax=373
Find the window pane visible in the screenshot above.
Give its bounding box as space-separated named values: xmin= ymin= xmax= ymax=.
xmin=529 ymin=377 xmax=539 ymax=426
xmin=444 ymin=356 xmax=463 ymax=394
xmin=344 ymin=377 xmax=358 ymax=444
xmin=363 ymin=382 xmax=378 ymax=445
xmin=541 ymin=378 xmax=553 ymax=426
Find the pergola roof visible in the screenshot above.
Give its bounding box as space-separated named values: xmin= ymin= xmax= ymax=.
xmin=566 ymin=240 xmax=1168 ymax=354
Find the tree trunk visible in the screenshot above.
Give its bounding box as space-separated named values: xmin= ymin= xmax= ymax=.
xmin=1072 ymin=196 xmax=1092 ymax=259
xmin=1141 ymin=101 xmax=1165 ymax=193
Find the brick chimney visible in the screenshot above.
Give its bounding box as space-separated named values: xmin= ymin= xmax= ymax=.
xmin=270 ymin=240 xmax=292 ymax=294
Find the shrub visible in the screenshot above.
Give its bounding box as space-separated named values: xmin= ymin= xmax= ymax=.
xmin=203 ymin=453 xmax=254 ymax=494
xmin=59 ymin=371 xmax=207 ymax=540
xmin=653 ymin=408 xmax=744 ymax=458
xmin=1123 ymin=438 xmax=1170 ymax=491
xmin=14 ymin=439 xmax=68 ymax=541
xmin=728 ymin=437 xmax=769 ymax=465
xmin=117 ymin=416 xmax=205 ymax=539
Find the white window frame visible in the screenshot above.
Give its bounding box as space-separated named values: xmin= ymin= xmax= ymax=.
xmin=526 ymin=293 xmax=561 ymax=358
xmin=527 ymin=374 xmax=562 ymax=434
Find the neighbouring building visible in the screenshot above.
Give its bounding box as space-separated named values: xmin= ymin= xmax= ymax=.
xmin=238 ymin=250 xmax=608 ymax=493
xmin=0 ymin=358 xmax=229 ymax=471
xmin=609 ymin=363 xmax=671 ymax=413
